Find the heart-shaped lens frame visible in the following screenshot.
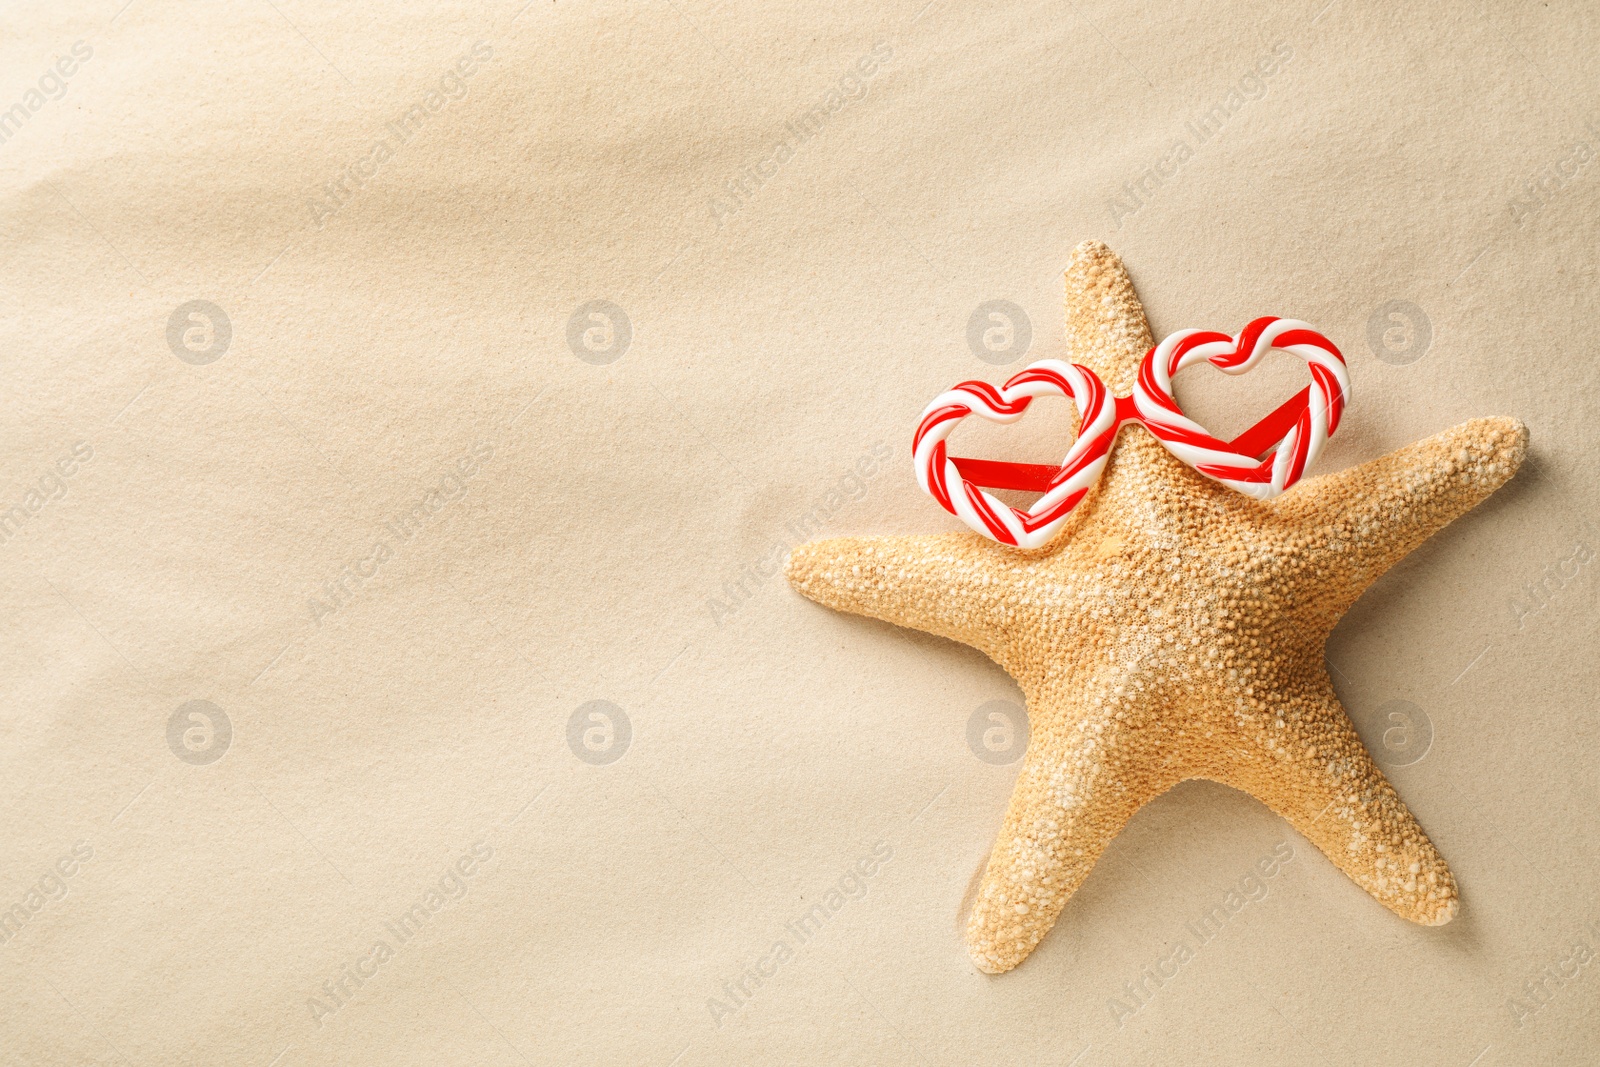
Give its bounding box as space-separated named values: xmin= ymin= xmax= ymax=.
xmin=1133 ymin=317 xmax=1349 ymax=500
xmin=913 ymin=361 xmax=1119 ymax=549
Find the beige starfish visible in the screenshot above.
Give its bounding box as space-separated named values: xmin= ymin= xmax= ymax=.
xmin=785 ymin=240 xmax=1527 ymax=974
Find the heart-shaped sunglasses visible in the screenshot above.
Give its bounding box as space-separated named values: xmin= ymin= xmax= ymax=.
xmin=913 ymin=317 xmax=1349 ymax=548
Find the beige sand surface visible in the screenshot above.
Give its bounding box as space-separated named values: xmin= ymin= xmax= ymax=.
xmin=2 ymin=2 xmax=1598 ymax=1063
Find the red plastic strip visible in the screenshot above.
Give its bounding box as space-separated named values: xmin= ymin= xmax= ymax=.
xmin=948 ymin=385 xmax=1313 ymax=493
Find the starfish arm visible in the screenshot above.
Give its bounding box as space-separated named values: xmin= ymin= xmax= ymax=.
xmin=1061 ymin=242 xmax=1200 ymax=491
xmin=1278 ymin=416 xmax=1528 ymax=611
xmin=965 ymin=710 xmax=1175 ymax=974
xmin=785 ymin=533 xmax=1008 ymax=648
xmin=1221 ymin=682 xmax=1459 ymax=926
xmin=1062 ymin=239 xmax=1156 ymax=394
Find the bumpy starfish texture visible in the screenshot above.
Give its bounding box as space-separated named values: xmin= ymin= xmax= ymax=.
xmin=786 ymin=240 xmax=1527 ymax=975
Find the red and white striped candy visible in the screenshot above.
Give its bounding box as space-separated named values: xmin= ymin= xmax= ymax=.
xmin=1133 ymin=317 xmax=1348 ymax=500
xmin=912 ymin=317 xmax=1349 ymax=547
xmin=913 ymin=361 xmax=1119 ymax=549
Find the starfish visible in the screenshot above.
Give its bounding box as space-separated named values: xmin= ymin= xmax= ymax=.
xmin=785 ymin=240 xmax=1528 ymax=974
